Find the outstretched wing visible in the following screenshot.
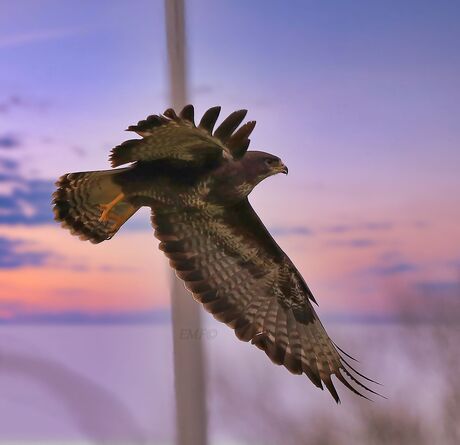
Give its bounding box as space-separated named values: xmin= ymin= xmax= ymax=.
xmin=110 ymin=105 xmax=256 ymax=167
xmin=152 ymin=199 xmax=381 ymax=403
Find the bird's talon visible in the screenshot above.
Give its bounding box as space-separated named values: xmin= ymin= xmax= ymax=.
xmin=98 ymin=205 xmax=111 ymax=223
xmin=98 ymin=193 xmax=125 ymax=223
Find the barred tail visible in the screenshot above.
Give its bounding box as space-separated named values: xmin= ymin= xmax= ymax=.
xmin=52 ymin=168 xmax=140 ymax=243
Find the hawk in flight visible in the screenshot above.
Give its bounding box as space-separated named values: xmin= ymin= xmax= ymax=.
xmin=53 ymin=105 xmax=380 ymax=402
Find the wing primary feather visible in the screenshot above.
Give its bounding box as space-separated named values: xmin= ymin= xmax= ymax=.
xmin=126 ymin=114 xmax=166 ymax=135
xmin=283 ymin=312 xmax=304 ymax=375
xmin=323 ymin=375 xmax=341 ymax=404
xmin=332 ymin=341 xmax=360 ymax=362
xmin=109 ymin=139 xmax=142 ymax=167
xmin=292 ymin=306 xmax=313 ymax=324
xmin=263 ymin=302 xmax=286 ymax=365
xmin=302 ymin=364 xmax=323 ymax=390
xmin=229 ymin=120 xmax=256 ymax=142
xmin=339 ymin=354 xmax=383 ymax=386
xmin=296 ymin=275 xmax=318 ymax=305
xmin=214 ymin=109 xmax=248 ymax=141
xmin=227 ymin=120 xmax=255 ymax=157
xmin=163 ymin=108 xmax=179 ymax=120
xmin=229 ymin=139 xmax=250 ymax=159
xmin=304 ymin=286 xmax=318 ymax=305
xmin=340 ymin=367 xmax=386 ymax=399
xmin=303 ymin=365 xmax=324 ymax=389
xmin=297 ymin=325 xmax=323 ymax=388
xmin=335 ymin=371 xmax=373 ymax=401
xmin=150 ymin=202 xmax=377 ymax=402
xmin=271 ymin=307 xmax=288 ymax=365
xmin=180 ymin=104 xmax=195 ymax=125
xmin=199 ymin=106 xmax=221 ymax=132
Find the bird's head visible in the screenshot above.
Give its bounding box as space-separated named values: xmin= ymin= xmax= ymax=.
xmin=239 ymin=151 xmax=288 ymax=185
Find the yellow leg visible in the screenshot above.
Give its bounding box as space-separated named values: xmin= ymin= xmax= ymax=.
xmin=98 ymin=193 xmax=125 ymax=223
xmin=107 ymin=206 xmax=137 ymax=231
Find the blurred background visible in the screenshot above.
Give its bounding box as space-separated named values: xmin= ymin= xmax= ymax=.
xmin=0 ymin=0 xmax=459 ymax=444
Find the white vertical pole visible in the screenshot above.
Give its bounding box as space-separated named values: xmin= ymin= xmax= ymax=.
xmin=164 ymin=1 xmax=208 ymax=445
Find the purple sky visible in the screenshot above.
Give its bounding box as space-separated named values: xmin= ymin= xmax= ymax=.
xmin=0 ymin=0 xmax=459 ymax=322
xmin=0 ymin=2 xmax=460 ymax=443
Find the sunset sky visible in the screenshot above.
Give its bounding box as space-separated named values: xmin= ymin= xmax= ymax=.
xmin=1 ymin=0 xmax=459 ymax=323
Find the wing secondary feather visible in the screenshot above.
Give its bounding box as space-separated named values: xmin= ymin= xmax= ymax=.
xmin=151 ymin=199 xmax=381 ymax=402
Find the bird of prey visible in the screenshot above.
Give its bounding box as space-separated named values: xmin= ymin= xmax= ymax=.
xmin=53 ymin=105 xmax=380 ymax=403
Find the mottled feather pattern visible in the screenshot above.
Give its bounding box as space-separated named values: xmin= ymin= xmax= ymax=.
xmin=151 ymin=200 xmax=380 ymax=402
xmin=110 ymin=105 xmax=255 ymax=167
xmin=110 ymin=126 xmax=219 ymax=167
xmin=52 ymin=169 xmax=139 ymax=243
xmin=53 ymin=104 xmax=382 ymax=403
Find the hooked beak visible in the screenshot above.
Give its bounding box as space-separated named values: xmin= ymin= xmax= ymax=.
xmin=279 ymin=162 xmax=288 ymax=175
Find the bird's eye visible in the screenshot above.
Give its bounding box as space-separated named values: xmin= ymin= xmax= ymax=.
xmin=265 ymin=158 xmax=276 ymax=166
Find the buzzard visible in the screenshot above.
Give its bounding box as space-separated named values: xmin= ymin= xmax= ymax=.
xmin=53 ymin=105 xmax=381 ymax=402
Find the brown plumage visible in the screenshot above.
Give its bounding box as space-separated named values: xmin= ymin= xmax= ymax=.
xmin=52 ymin=105 xmax=382 ymax=403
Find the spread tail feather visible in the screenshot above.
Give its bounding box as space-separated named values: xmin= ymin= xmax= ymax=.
xmin=52 ymin=168 xmax=140 ymax=243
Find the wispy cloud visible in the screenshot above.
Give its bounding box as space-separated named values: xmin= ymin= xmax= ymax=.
xmin=328 ymin=238 xmax=377 ymax=248
xmin=71 ymin=145 xmax=87 ymax=158
xmin=348 ymin=238 xmax=376 ymax=248
xmin=326 ymin=224 xmax=352 ymax=234
xmin=0 ymin=95 xmax=49 ymax=114
xmin=413 ymin=220 xmax=429 ymax=229
xmin=0 ymin=177 xmax=55 ymax=225
xmin=0 ymin=236 xmax=51 ymax=269
xmin=414 ymin=280 xmax=460 ymax=298
xmin=370 ymin=262 xmax=418 ymax=276
xmin=0 ymin=27 xmax=83 ymax=49
xmin=325 ymin=222 xmax=393 ymax=234
xmin=270 ymin=225 xmax=313 ymax=237
xmin=0 ymin=155 xmax=54 ymax=225
xmin=363 ymin=222 xmax=393 ymax=231
xmin=0 ymin=156 xmax=153 ymax=229
xmin=0 ymin=158 xmax=19 ymax=170
xmin=0 ymin=134 xmax=21 ymax=150
xmin=0 ymin=307 xmax=171 ymax=325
